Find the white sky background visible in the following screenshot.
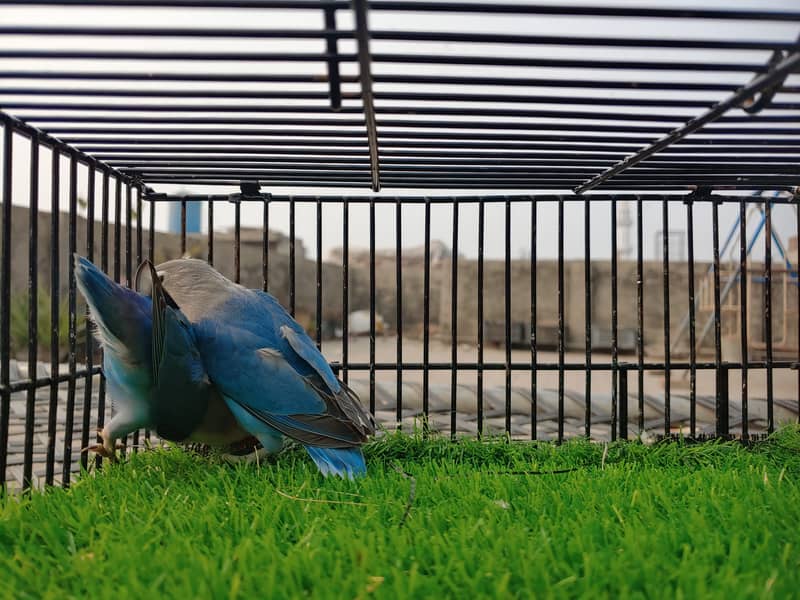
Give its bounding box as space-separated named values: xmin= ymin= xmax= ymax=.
xmin=0 ymin=0 xmax=798 ymax=262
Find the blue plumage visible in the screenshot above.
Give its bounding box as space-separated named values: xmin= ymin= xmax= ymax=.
xmin=74 ymin=255 xmax=152 ymax=363
xmin=147 ymin=261 xmax=215 ymax=442
xmin=305 ymin=446 xmax=367 ymax=479
xmin=157 ymin=258 xmax=375 ymax=478
xmin=74 ymin=254 xmax=374 ymax=477
xmin=74 ymin=255 xmax=155 ymax=457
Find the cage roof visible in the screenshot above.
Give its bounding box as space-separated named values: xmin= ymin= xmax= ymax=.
xmin=0 ymin=0 xmax=798 ymax=194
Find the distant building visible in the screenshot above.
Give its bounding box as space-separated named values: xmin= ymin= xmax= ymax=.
xmin=213 ymin=227 xmax=302 ymax=257
xmin=329 ymin=240 xmax=452 ymax=263
xmin=167 ymin=201 xmax=202 ymax=234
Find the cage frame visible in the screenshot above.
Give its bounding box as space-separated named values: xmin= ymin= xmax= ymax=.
xmin=0 ymin=0 xmax=799 ymax=490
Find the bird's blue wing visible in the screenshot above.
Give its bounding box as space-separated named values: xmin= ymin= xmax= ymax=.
xmin=194 ymin=296 xmax=373 ymax=448
xmin=278 ymin=323 xmax=341 ymax=393
xmin=252 ymin=291 xmax=341 ymax=393
xmin=152 ymin=259 xmax=374 ymax=475
xmin=148 ymin=259 xmax=213 ymax=442
xmin=201 ymin=326 xmax=368 ymax=447
xmin=249 ymin=291 xmax=374 ymax=438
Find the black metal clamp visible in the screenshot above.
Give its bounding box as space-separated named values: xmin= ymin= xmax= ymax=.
xmin=239 ymin=179 xmax=261 ymax=197
xmin=739 ymin=39 xmax=798 ymax=114
xmin=684 ymin=186 xmax=713 ymax=205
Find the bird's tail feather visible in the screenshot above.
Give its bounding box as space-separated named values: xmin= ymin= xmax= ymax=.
xmin=73 ymin=254 xmax=150 ymax=357
xmin=305 ymin=446 xmax=367 ymax=479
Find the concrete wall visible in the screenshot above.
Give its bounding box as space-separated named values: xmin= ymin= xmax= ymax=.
xmin=2 ymin=206 xmax=429 ymax=344
xmin=436 ymin=256 xmax=797 ymax=357
xmin=4 ymin=205 xmax=797 ymax=359
xmin=328 ymin=248 xmax=448 ymax=336
xmin=2 ymin=206 xmax=347 ymax=341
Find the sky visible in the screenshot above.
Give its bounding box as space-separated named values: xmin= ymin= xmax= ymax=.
xmin=0 ymin=0 xmax=798 ymax=262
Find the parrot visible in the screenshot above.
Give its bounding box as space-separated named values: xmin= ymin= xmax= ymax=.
xmin=74 ymin=254 xmax=374 ymax=478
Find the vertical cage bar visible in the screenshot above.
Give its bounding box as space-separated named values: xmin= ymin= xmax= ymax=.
xmin=207 ymin=200 xmax=214 ymax=266
xmin=584 ymin=196 xmax=591 ymax=438
xmin=136 ymin=187 xmax=143 ymax=270
xmin=125 ymin=183 xmax=132 ymax=287
xmin=342 ymin=198 xmax=349 ymax=383
xmin=718 ymin=364 xmax=729 ymax=437
xmin=557 ymin=196 xmax=565 ymax=443
xmin=636 ymin=197 xmax=644 ymax=432
xmin=712 ymin=199 xmax=725 ymax=437
xmin=141 ymin=184 xmax=151 ymax=447
xmin=132 ymin=184 xmax=141 ymax=451
xmin=739 ymin=198 xmax=749 ymax=438
xmin=96 ymin=170 xmax=109 ymax=469
xmin=395 ymin=198 xmax=403 ymax=429
xmin=797 ymin=195 xmax=800 ymax=425
xmin=234 ymin=200 xmax=241 ymax=284
xmin=180 ymin=199 xmax=187 ymax=255
xmin=764 ymin=201 xmax=773 ymax=433
xmin=261 ymin=199 xmax=268 ymax=291
xmin=289 ymin=197 xmax=296 ymax=316
xmin=114 ymin=178 xmax=121 ymax=284
xmin=315 ymin=198 xmax=322 ymax=348
xmin=22 ymin=133 xmax=39 ymax=490
xmin=529 ymin=198 xmax=536 ymax=440
xmin=368 ymin=199 xmax=375 ymax=414
xmin=142 ymin=192 xmax=154 ymax=444
xmin=611 ymin=197 xmax=619 ymax=441
xmin=0 ymin=126 xmax=12 ymax=489
xmin=686 ymin=198 xmax=697 ymax=437
xmin=323 ymin=6 xmax=342 ymax=111
xmin=423 ymin=198 xmax=431 ymax=427
xmin=147 ymin=192 xmax=154 ymax=262
xmin=506 ymin=197 xmax=513 ymax=436
xmin=662 ymin=198 xmax=671 ymax=436
xmin=114 ymin=178 xmax=125 ymax=457
xmin=45 ymin=149 xmax=60 ymax=486
xmin=125 ymin=183 xmax=137 ymax=454
xmin=80 ymin=164 xmax=95 ymax=472
xmin=619 ymin=368 xmax=628 ymax=439
xmin=477 ymin=201 xmax=484 ymax=436
xmin=451 ymin=200 xmax=459 ymax=439
xmin=62 ymin=154 xmax=78 ymax=485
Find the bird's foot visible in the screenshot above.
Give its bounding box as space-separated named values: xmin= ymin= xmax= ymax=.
xmin=82 ymin=439 xmax=125 ymax=463
xmin=82 ymin=444 xmax=116 ymax=462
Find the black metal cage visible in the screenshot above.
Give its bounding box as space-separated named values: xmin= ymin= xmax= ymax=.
xmin=0 ymin=0 xmax=799 ymax=491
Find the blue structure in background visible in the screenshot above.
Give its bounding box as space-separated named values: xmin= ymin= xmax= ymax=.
xmin=167 ymin=201 xmax=202 ymax=234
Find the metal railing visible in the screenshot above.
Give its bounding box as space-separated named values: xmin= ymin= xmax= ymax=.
xmin=2 ymin=176 xmax=799 ymax=491
xmin=0 ymin=1 xmax=798 ymax=491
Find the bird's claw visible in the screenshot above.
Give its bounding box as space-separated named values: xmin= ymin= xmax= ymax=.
xmin=82 ymin=442 xmax=123 ymax=463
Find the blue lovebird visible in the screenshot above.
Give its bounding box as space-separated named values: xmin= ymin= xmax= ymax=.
xmin=74 ymin=254 xmax=374 ymax=478
xmin=75 ymin=255 xmax=263 ymax=459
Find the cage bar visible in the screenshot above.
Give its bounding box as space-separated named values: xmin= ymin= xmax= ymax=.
xmin=22 ymin=134 xmax=39 ymax=490
xmin=0 ymin=126 xmax=12 ymax=489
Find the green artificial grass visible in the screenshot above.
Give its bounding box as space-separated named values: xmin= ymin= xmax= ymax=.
xmin=2 ymin=428 xmax=800 ymax=599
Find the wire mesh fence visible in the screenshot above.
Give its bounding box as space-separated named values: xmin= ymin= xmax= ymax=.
xmin=0 ymin=0 xmax=799 ymax=491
